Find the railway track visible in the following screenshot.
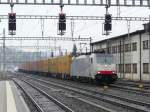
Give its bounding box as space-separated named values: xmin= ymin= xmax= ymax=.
xmin=18 ymin=75 xmax=150 ymax=112
xmin=15 ymin=73 xmax=150 ymax=102
xmin=15 ymin=80 xmax=117 ymax=112
xmin=114 ymin=80 xmax=150 ymax=89
xmin=13 ymin=78 xmax=73 ymax=112
xmin=17 ymin=72 xmax=150 ymax=94
xmin=109 ymin=83 xmax=150 ymax=95
xmin=21 ymin=73 xmax=150 ymax=97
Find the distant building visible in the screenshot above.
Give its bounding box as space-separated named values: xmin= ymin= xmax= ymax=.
xmin=91 ymin=24 xmax=150 ymax=81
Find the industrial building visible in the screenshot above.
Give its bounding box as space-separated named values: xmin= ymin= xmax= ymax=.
xmin=91 ymin=23 xmax=150 ymax=81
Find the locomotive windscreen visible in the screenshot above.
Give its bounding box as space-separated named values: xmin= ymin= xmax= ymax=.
xmin=96 ymin=54 xmax=114 ymax=64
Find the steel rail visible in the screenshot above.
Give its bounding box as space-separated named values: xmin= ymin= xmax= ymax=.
xmin=13 ymin=79 xmax=45 ymax=112
xmin=24 ymin=74 xmax=150 ymax=96
xmin=110 ymin=84 xmax=150 ymax=94
xmin=13 ymin=78 xmax=74 ymax=112
xmin=114 ymin=81 xmax=150 ymax=89
xmin=19 ymin=78 xmax=117 ymax=112
xmin=22 ymin=75 xmax=150 ymax=112
xmin=26 ymin=75 xmax=150 ymax=106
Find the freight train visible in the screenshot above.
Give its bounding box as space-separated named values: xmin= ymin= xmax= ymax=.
xmin=18 ymin=53 xmax=118 ymax=83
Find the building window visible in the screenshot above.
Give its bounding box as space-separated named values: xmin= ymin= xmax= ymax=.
xmin=112 ymin=46 xmax=117 ymax=54
xmin=132 ymin=63 xmax=137 ymax=73
xmin=143 ymin=40 xmax=149 ymax=49
xmin=125 ymin=44 xmax=128 ymax=52
xmin=118 ymin=64 xmax=124 ymax=73
xmin=118 ymin=45 xmax=124 ymax=53
xmin=143 ymin=63 xmax=149 ymax=73
xmin=125 ymin=64 xmax=131 ymax=73
xmin=125 ymin=44 xmax=131 ymax=52
xmin=108 ymin=47 xmax=111 ymax=54
xmin=132 ymin=42 xmax=137 ymax=51
xmin=118 ymin=45 xmax=121 ymax=53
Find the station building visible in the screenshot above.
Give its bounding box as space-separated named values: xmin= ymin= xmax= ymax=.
xmin=91 ymin=23 xmax=150 ymax=81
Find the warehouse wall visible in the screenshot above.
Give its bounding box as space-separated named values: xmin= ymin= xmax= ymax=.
xmin=92 ymin=31 xmax=150 ymax=81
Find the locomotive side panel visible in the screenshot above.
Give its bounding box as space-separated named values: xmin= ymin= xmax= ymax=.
xmin=71 ymin=55 xmax=92 ymax=78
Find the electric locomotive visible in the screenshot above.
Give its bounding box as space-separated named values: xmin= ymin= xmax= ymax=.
xmin=71 ymin=53 xmax=118 ymax=83
xmin=18 ymin=53 xmax=118 ymax=83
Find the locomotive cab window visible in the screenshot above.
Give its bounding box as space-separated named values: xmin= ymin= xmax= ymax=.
xmin=96 ymin=55 xmax=114 ymax=64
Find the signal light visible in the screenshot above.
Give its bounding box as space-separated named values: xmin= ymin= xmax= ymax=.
xmin=59 ymin=13 xmax=66 ymax=22
xmin=104 ymin=23 xmax=112 ymax=31
xmin=59 ymin=13 xmax=66 ymax=31
xmin=105 ymin=14 xmax=112 ymax=23
xmin=59 ymin=22 xmax=66 ymax=31
xmin=8 ymin=13 xmax=16 ymax=31
xmin=104 ymin=14 xmax=112 ymax=31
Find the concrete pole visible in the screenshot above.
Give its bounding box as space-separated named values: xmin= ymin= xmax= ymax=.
xmin=149 ymin=16 xmax=150 ymax=81
xmin=2 ymin=28 xmax=6 ymax=77
xmin=3 ymin=28 xmax=5 ymax=71
xmin=90 ymin=37 xmax=92 ymax=53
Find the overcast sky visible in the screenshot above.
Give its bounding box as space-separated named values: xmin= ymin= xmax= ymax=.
xmin=0 ymin=1 xmax=150 ymax=53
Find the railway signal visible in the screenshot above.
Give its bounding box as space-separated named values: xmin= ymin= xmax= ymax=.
xmin=8 ymin=13 xmax=16 ymax=35
xmin=58 ymin=13 xmax=66 ymax=35
xmin=102 ymin=3 xmax=112 ymax=36
xmin=59 ymin=13 xmax=66 ymax=30
xmin=104 ymin=14 xmax=112 ymax=31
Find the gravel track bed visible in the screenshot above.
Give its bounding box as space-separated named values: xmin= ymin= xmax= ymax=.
xmin=14 ymin=78 xmax=66 ymax=112
xmin=14 ymin=81 xmax=39 ymax=112
xmin=20 ymin=77 xmax=120 ymax=112
xmin=117 ymin=79 xmax=150 ymax=84
xmin=110 ymin=84 xmax=150 ymax=94
xmin=21 ymin=76 xmax=149 ymax=112
xmin=115 ymin=80 xmax=150 ymax=89
xmin=115 ymin=82 xmax=150 ymax=92
xmin=23 ymin=74 xmax=150 ymax=104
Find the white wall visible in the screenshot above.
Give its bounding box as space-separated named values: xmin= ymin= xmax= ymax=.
xmin=92 ymin=32 xmax=150 ymax=81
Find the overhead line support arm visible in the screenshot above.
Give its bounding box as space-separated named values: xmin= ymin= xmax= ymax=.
xmin=0 ymin=15 xmax=149 ymax=21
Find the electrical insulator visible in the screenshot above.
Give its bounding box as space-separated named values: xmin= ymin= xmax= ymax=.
xmin=8 ymin=13 xmax=16 ymax=31
xmin=104 ymin=14 xmax=112 ymax=31
xmin=59 ymin=13 xmax=66 ymax=31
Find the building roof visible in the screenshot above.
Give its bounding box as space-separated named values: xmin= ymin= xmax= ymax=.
xmin=91 ymin=29 xmax=145 ymax=45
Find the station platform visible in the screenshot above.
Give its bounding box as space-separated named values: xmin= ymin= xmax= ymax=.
xmin=0 ymin=80 xmax=30 ymax=112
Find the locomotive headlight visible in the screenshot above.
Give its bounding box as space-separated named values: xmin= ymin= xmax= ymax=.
xmin=112 ymin=71 xmax=115 ymax=74
xmin=97 ymin=71 xmax=101 ymax=74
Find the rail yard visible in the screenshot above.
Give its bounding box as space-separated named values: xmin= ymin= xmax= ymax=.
xmin=1 ymin=0 xmax=150 ymax=112
xmin=0 ymin=71 xmax=149 ymax=112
